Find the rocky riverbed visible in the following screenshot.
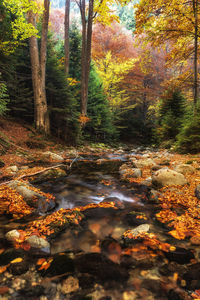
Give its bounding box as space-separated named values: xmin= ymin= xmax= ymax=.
xmin=0 ymin=146 xmax=200 ymax=299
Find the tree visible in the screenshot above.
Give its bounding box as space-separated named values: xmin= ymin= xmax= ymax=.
xmin=75 ymin=0 xmax=123 ymax=118
xmin=135 ymin=0 xmax=200 ymax=110
xmin=1 ymin=0 xmax=39 ymax=54
xmin=64 ymin=0 xmax=70 ymax=74
xmin=155 ymin=89 xmax=186 ymax=145
xmin=27 ymin=0 xmax=50 ymax=134
xmin=0 ymin=75 xmax=9 ymax=116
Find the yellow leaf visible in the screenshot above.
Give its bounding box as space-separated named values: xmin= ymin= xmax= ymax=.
xmin=11 ymin=257 xmax=23 ymax=264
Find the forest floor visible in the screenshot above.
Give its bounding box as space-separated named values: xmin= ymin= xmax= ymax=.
xmin=0 ymin=117 xmax=200 ymax=299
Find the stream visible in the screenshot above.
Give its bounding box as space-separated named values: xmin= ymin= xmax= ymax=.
xmin=0 ymin=150 xmax=197 ymax=300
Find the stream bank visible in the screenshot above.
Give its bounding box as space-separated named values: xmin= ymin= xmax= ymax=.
xmin=0 ymin=146 xmax=200 ymax=299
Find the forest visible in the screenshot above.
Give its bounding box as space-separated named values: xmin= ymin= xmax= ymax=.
xmin=1 ymin=0 xmax=200 ymax=299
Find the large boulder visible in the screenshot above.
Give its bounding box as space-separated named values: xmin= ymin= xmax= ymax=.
xmin=42 ymin=151 xmax=64 ymax=162
xmin=152 ymin=169 xmax=187 ymax=188
xmin=126 ymin=224 xmax=150 ymax=238
xmin=25 ymin=235 xmax=50 ymax=252
xmin=119 ymin=168 xmax=142 ymax=178
xmin=174 ymin=164 xmax=195 ymax=175
xmin=5 ymin=229 xmax=21 ymax=242
xmin=31 ymin=167 xmax=67 ymax=184
xmin=195 ymin=184 xmax=200 ymax=199
xmin=132 ymin=158 xmax=156 ymax=168
xmin=8 ymin=180 xmax=55 ymax=213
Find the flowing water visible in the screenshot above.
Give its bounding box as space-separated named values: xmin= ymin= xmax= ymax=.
xmin=0 ymin=152 xmax=195 ymax=299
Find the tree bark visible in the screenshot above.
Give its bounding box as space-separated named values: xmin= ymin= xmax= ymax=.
xmin=64 ymin=0 xmax=70 ymax=74
xmin=193 ymin=0 xmax=198 ymax=112
xmin=78 ymin=0 xmax=94 ymax=116
xmin=28 ymin=0 xmax=50 ymax=134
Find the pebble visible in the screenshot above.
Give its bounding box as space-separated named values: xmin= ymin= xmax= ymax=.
xmin=190 ymin=236 xmax=200 ymax=245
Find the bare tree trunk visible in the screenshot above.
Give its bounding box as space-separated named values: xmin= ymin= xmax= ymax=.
xmin=80 ymin=0 xmax=87 ymax=115
xmin=77 ymin=0 xmax=94 ymax=116
xmin=193 ymin=0 xmax=198 ymax=112
xmin=84 ymin=0 xmax=94 ymax=116
xmin=64 ymin=0 xmax=70 ymax=75
xmin=28 ymin=0 xmax=50 ymax=134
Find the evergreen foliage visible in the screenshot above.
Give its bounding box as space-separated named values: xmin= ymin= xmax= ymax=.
xmin=175 ymin=106 xmax=200 ymax=153
xmin=68 ymin=25 xmax=117 ymax=142
xmin=155 ymin=89 xmax=186 ymax=146
xmin=0 ymin=75 xmax=9 ymax=116
xmin=46 ymin=32 xmax=80 ymax=144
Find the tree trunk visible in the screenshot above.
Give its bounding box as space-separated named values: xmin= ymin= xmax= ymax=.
xmin=193 ymin=0 xmax=198 ymax=112
xmin=79 ymin=0 xmax=94 ymax=116
xmin=80 ymin=0 xmax=87 ymax=115
xmin=28 ymin=0 xmax=50 ymax=134
xmin=64 ymin=0 xmax=70 ymax=75
xmin=84 ymin=0 xmax=94 ymax=116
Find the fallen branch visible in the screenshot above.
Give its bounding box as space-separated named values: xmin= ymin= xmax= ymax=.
xmin=0 ymin=155 xmax=79 ymax=186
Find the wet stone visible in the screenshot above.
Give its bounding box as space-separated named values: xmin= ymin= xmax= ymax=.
xmin=183 ymin=263 xmax=200 ymax=289
xmin=83 ymin=207 xmax=118 ymax=219
xmin=75 ymin=253 xmax=128 ymax=285
xmin=61 ymin=276 xmax=79 ymax=294
xmin=190 ymin=236 xmax=200 ymax=245
xmin=0 ymin=249 xmax=25 ymax=267
xmin=37 ymin=253 xmax=75 ymax=277
xmin=123 ymin=211 xmax=148 ymax=226
xmin=101 ymin=197 xmax=125 ymax=209
xmin=8 ymin=259 xmax=29 ymax=276
xmin=164 ymin=247 xmax=194 ymax=264
xmin=141 ymin=279 xmax=164 ymax=297
xmin=78 ymin=273 xmax=95 ymax=290
xmin=147 ymin=189 xmax=161 ymax=204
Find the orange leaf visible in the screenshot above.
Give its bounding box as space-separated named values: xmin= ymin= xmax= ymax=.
xmin=37 ymin=258 xmax=46 ymax=266
xmin=0 ymin=266 xmax=7 ymax=274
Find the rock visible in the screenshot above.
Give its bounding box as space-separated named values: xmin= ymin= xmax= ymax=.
xmin=174 ymin=164 xmax=195 ymax=175
xmin=148 ymin=189 xmax=161 ymax=204
xmin=75 ymin=253 xmax=128 ymax=285
xmin=0 ymin=249 xmax=25 ymax=266
xmin=32 ymin=168 xmax=67 ymax=184
xmin=122 ymin=291 xmax=137 ymax=300
xmin=195 ymin=184 xmax=200 ymax=199
xmin=5 ymin=230 xmax=20 ymax=242
xmin=126 ymin=224 xmax=150 ymax=238
xmin=30 ymin=168 xmax=67 ymax=184
xmin=164 ymin=247 xmax=194 ymax=264
xmin=101 ymin=197 xmax=125 ymax=209
xmin=141 ymin=177 xmax=152 ymax=187
xmin=151 ymin=165 xmax=161 ymax=172
xmin=8 ymin=180 xmax=55 ymax=213
xmin=124 ymin=211 xmax=148 ymax=226
xmin=38 ymin=253 xmax=74 ymax=276
xmin=119 ymin=168 xmax=142 ymax=179
xmin=190 ymin=236 xmax=200 ymax=245
xmin=26 ymin=235 xmax=50 ymax=252
xmin=9 ymin=258 xmax=29 ymax=275
xmin=42 ymin=151 xmax=64 ymax=162
xmin=132 ymin=158 xmax=156 ymax=168
xmin=6 ymin=165 xmax=18 ymax=173
xmin=61 ymin=276 xmax=79 ymax=294
xmin=159 ymin=159 xmax=171 ymax=166
xmin=183 ymin=263 xmax=200 ymax=289
xmin=152 ymin=169 xmax=187 ymax=188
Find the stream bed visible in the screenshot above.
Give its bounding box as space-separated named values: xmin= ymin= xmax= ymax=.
xmin=0 ymin=151 xmax=197 ymax=300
